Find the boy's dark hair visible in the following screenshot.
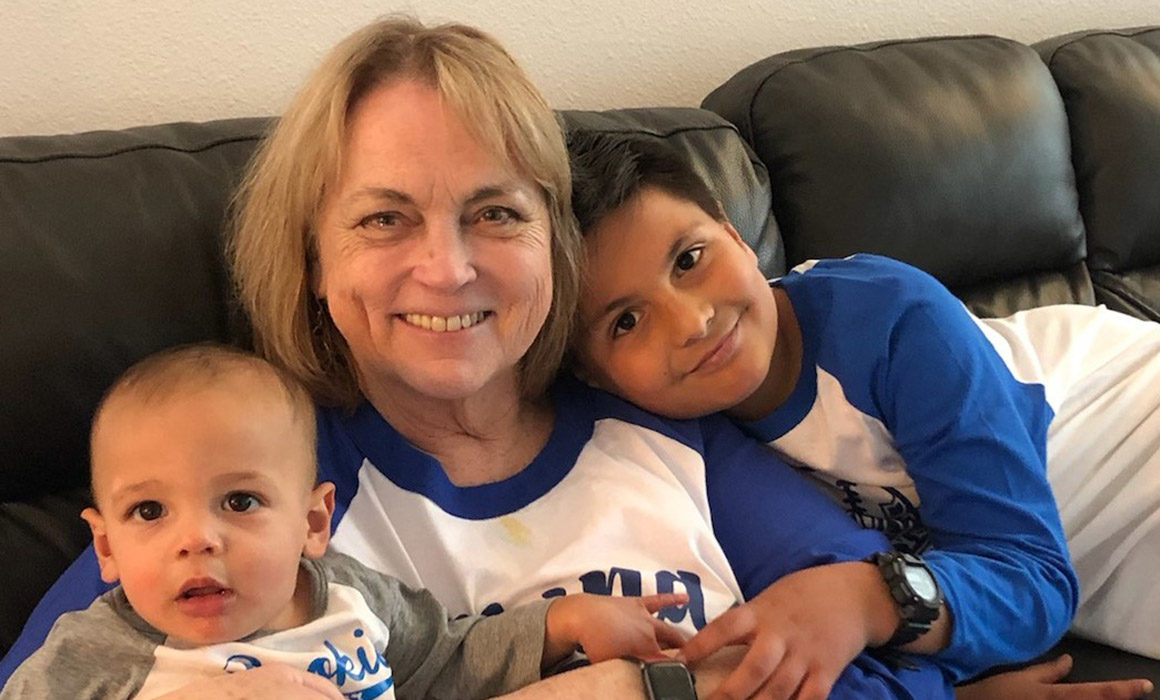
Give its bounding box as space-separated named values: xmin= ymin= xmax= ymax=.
xmin=568 ymin=131 xmax=726 ymax=235
xmin=90 ymin=343 xmax=319 ymax=493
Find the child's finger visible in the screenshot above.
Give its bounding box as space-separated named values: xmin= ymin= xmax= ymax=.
xmin=650 ymin=618 xmax=690 ymax=649
xmin=638 ymin=592 xmax=690 ymax=613
xmin=676 ymin=607 xmax=752 ymax=663
xmin=1030 ymin=653 xmax=1072 ymax=682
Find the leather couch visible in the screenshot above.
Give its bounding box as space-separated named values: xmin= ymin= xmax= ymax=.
xmin=1 ymin=26 xmax=1156 ymax=693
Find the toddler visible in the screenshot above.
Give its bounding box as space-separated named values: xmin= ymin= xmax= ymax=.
xmin=0 ymin=344 xmax=687 ymax=700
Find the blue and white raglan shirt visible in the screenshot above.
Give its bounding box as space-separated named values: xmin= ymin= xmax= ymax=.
xmin=3 ymin=376 xmax=955 ymax=700
xmin=746 ymin=254 xmax=1160 ymax=674
xmin=315 ymin=377 xmax=950 ymax=700
xmin=0 ymin=552 xmax=547 ymax=700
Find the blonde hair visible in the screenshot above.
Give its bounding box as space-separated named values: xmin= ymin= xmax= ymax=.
xmin=230 ymin=16 xmax=580 ymax=408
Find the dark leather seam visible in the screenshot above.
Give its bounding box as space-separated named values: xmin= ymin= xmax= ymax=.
xmin=0 ymin=134 xmax=264 ymax=165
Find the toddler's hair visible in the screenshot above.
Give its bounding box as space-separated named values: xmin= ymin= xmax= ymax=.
xmin=90 ymin=343 xmax=318 ymax=490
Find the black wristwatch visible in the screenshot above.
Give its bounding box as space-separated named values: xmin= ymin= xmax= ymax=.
xmin=872 ymin=550 xmax=943 ymax=646
xmin=639 ymin=659 xmax=697 ymax=700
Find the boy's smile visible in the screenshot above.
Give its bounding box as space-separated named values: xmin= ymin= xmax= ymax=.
xmin=575 ymin=187 xmax=781 ymax=418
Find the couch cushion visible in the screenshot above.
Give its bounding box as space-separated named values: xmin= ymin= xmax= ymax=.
xmin=561 ymin=108 xmax=782 ymax=276
xmin=0 ymin=119 xmax=269 ymax=503
xmin=703 ymin=35 xmax=1090 ymax=317
xmin=1035 ymin=27 xmax=1160 ymax=321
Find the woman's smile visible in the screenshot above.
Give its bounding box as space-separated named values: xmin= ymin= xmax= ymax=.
xmin=400 ymin=311 xmax=491 ymax=332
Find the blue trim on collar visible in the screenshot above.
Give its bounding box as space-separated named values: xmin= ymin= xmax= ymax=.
xmin=740 ymin=274 xmax=820 ymax=441
xmin=332 ymin=377 xmax=596 ymax=520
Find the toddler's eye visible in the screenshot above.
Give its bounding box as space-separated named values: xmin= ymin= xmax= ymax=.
xmin=224 ymin=492 xmax=262 ymax=513
xmin=130 ymin=501 xmax=165 ymax=522
xmin=675 ymin=247 xmax=704 ymax=272
xmin=612 ymin=310 xmax=641 ymax=338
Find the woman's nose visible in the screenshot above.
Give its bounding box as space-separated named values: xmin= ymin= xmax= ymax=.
xmin=412 ymin=219 xmax=477 ymax=290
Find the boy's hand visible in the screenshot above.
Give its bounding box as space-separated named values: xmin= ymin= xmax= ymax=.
xmin=677 ymin=561 xmax=898 ymax=700
xmin=956 ymin=655 xmax=1154 ymax=700
xmin=544 ymin=593 xmax=690 ymax=667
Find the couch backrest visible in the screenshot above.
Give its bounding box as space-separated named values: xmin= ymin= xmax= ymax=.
xmin=0 ymin=119 xmax=270 ymax=503
xmin=703 ymin=35 xmax=1089 ymax=318
xmin=1034 ymin=27 xmax=1160 ymax=320
xmin=703 ymin=29 xmax=1160 ymax=322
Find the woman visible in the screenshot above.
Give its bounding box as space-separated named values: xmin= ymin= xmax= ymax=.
xmin=228 ymin=17 xmax=922 ymax=700
xmin=3 ymin=16 xmax=1147 ymax=700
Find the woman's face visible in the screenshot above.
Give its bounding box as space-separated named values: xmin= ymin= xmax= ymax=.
xmin=314 ymin=80 xmax=553 ymax=403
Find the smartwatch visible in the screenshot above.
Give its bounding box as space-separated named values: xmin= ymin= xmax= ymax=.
xmin=639 ymin=659 xmax=697 ymax=700
xmin=872 ymin=550 xmax=943 ymax=646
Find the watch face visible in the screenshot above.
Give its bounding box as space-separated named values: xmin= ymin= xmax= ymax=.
xmin=643 ymin=662 xmax=697 ymax=700
xmin=904 ymin=565 xmax=939 ymax=601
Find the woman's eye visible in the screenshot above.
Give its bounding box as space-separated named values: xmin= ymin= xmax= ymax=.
xmin=130 ymin=501 xmax=164 ymax=522
xmin=675 ymin=247 xmax=704 ymax=272
xmin=359 ymin=211 xmax=401 ymax=229
xmin=478 ymin=206 xmax=519 ymax=224
xmin=612 ymin=310 xmax=641 ymax=338
xmin=224 ymin=492 xmax=262 ymax=513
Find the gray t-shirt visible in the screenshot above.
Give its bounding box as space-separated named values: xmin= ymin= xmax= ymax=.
xmin=1 ymin=551 xmax=548 ymax=699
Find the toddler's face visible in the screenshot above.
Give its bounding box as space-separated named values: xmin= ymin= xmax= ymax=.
xmin=84 ymin=380 xmax=331 ymax=646
xmin=574 ymin=187 xmax=779 ymax=418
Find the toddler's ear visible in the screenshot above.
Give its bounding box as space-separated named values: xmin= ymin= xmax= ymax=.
xmin=80 ymin=507 xmax=121 ymax=584
xmin=302 ymin=482 xmax=336 ymax=560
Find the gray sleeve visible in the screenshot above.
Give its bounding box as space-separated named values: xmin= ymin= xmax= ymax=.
xmin=324 ymin=552 xmax=551 ymax=700
xmin=0 ymin=595 xmax=156 ymax=699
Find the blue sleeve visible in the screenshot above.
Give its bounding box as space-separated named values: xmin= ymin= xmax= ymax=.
xmin=0 ymin=546 xmax=112 ymax=687
xmin=701 ymin=413 xmax=889 ymax=599
xmin=702 ymin=415 xmax=953 ymax=700
xmin=871 ymin=266 xmax=1077 ymax=680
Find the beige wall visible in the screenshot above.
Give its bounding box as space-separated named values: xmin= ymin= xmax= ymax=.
xmin=2 ymin=0 xmax=1157 ymax=136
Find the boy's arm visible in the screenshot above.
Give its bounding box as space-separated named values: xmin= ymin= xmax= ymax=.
xmin=0 ymin=545 xmax=113 ymax=686
xmin=688 ymin=415 xmax=951 ymax=700
xmin=873 ymin=283 xmax=1077 ymax=680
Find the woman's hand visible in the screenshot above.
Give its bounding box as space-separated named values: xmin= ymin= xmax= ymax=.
xmin=155 ymin=663 xmax=345 ymax=700
xmin=677 ymin=561 xmax=899 ymax=700
xmin=544 ymin=592 xmax=690 ymax=667
xmin=956 ymin=655 xmax=1154 ymax=700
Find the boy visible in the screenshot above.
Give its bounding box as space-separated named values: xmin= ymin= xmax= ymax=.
xmin=0 ymin=344 xmax=688 ymax=700
xmin=567 ymin=133 xmax=1159 ymax=685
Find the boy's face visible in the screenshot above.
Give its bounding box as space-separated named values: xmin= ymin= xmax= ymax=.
xmin=83 ymin=378 xmax=333 ymax=646
xmin=575 ymin=187 xmax=779 ymax=418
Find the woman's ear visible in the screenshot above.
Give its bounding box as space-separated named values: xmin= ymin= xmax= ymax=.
xmin=80 ymin=507 xmax=121 ymax=584
xmin=302 ymin=481 xmax=336 ymax=559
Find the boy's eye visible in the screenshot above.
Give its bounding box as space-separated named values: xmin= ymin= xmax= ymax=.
xmin=223 ymin=492 xmax=262 ymax=513
xmin=130 ymin=501 xmax=165 ymax=522
xmin=675 ymin=246 xmax=704 ymax=272
xmin=612 ymin=310 xmax=642 ymax=338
